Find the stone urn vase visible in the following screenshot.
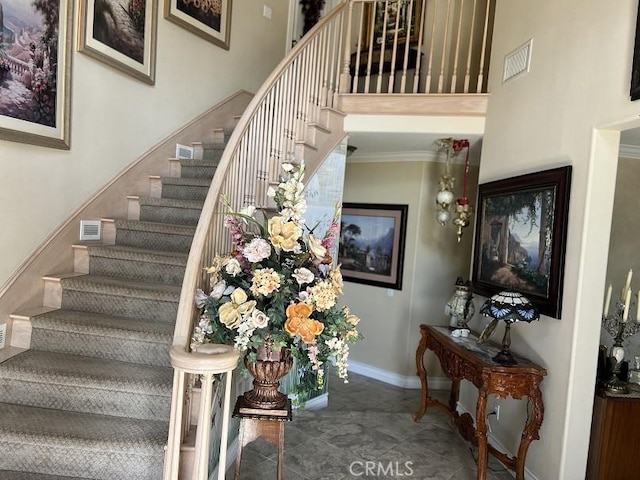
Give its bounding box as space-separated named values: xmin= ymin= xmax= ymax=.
xmin=243 ymin=340 xmax=293 ymax=409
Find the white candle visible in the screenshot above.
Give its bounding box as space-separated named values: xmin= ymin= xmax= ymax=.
xmin=623 ymin=288 xmax=631 ymax=322
xmin=623 ymin=269 xmax=633 ymax=300
xmin=637 ymin=290 xmax=640 ymax=323
xmin=604 ymin=284 xmax=612 ymax=317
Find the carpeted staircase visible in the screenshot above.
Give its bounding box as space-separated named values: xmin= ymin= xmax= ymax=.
xmin=0 ymin=137 xmax=229 ymax=479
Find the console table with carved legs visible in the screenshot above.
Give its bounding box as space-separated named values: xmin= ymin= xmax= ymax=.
xmin=413 ymin=324 xmax=547 ymax=480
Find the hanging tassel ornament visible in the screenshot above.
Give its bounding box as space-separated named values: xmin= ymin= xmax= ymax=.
xmin=434 ymin=138 xmax=456 ymax=226
xmin=452 ymin=140 xmax=473 ymax=242
xmin=434 ymin=138 xmax=469 ymax=228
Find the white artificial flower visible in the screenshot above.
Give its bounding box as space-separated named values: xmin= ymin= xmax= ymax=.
xmin=267 ymin=186 xmax=276 ymax=197
xmin=298 ymin=290 xmax=310 ymax=303
xmin=240 ymin=205 xmax=256 ymax=218
xmin=225 ymin=258 xmax=242 ymax=276
xmin=308 ymin=234 xmax=328 ymax=260
xmin=210 ymin=280 xmax=228 ymax=299
xmin=194 ymin=289 xmax=209 ymax=308
xmin=293 ymin=267 xmax=315 ymax=285
xmin=250 ymin=309 xmax=269 ymax=329
xmin=282 ymin=163 xmax=294 ymax=172
xmin=243 ymin=238 xmax=272 ymax=263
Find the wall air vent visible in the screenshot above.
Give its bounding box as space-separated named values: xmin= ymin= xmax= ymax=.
xmin=175 ymin=144 xmax=194 ymax=160
xmin=503 ymin=39 xmax=532 ymax=83
xmin=0 ymin=323 xmax=6 ymax=349
xmin=80 ymin=220 xmax=101 ymax=241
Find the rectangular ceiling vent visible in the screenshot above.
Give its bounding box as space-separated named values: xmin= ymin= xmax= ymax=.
xmin=175 ymin=144 xmax=194 ymax=160
xmin=80 ymin=220 xmax=101 ymax=241
xmin=0 ymin=323 xmax=6 ymax=350
xmin=503 ymin=39 xmax=532 ymax=83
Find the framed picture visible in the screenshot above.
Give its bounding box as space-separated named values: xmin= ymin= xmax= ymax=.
xmin=164 ymin=0 xmax=231 ymax=49
xmin=77 ymin=0 xmax=158 ymax=84
xmin=362 ymin=0 xmax=423 ymax=50
xmin=472 ymin=166 xmax=572 ymax=318
xmin=0 ymin=0 xmax=73 ymax=149
xmin=631 ymin=0 xmax=640 ymax=100
xmin=338 ymin=203 xmax=408 ymax=290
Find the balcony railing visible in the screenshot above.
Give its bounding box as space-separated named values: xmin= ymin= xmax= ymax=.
xmin=344 ymin=0 xmax=493 ymax=94
xmin=164 ymin=1 xmax=494 ymax=478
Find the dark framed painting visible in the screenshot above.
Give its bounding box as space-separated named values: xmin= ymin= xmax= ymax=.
xmin=631 ymin=0 xmax=640 ymax=100
xmin=338 ymin=203 xmax=408 ymax=290
xmin=77 ymin=0 xmax=158 ymax=84
xmin=0 ymin=0 xmax=73 ymax=149
xmin=165 ymin=0 xmax=231 ymax=49
xmin=362 ymin=0 xmax=423 ymax=50
xmin=472 ymin=166 xmax=572 ymax=318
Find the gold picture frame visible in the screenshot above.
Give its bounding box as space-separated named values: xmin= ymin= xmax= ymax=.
xmin=77 ymin=0 xmax=158 ymax=85
xmin=0 ymin=0 xmax=73 ymax=149
xmin=164 ymin=0 xmax=232 ymax=50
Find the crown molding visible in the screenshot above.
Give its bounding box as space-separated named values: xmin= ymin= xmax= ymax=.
xmin=348 ymin=150 xmax=480 ymax=165
xmin=619 ymin=144 xmax=640 ymax=159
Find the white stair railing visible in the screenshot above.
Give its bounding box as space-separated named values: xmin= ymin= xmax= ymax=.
xmin=164 ymin=1 xmax=495 ymax=478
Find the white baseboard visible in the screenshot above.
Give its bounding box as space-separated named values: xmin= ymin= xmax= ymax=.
xmin=348 ymin=360 xmax=452 ymax=390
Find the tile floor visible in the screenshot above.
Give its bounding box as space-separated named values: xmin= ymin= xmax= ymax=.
xmin=228 ymin=371 xmax=515 ymax=480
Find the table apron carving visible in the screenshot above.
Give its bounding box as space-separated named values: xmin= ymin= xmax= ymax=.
xmin=414 ymin=324 xmax=547 ymax=480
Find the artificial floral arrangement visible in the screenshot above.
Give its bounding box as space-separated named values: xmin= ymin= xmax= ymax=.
xmin=191 ymin=162 xmax=361 ymax=404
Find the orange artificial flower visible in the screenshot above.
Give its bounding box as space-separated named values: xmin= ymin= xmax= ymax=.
xmin=285 ymin=302 xmax=324 ymax=344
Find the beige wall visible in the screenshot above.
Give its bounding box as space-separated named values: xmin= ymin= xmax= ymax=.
xmin=464 ymin=1 xmax=640 ymax=478
xmin=343 ymin=160 xmax=479 ymax=380
xmin=0 ymin=1 xmax=289 ymax=286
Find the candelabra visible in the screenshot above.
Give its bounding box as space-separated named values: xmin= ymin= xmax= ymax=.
xmin=601 ymin=287 xmax=640 ymax=393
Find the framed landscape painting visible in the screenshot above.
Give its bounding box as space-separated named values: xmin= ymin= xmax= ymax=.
xmin=77 ymin=0 xmax=157 ymax=84
xmin=338 ymin=203 xmax=408 ymax=290
xmin=0 ymin=0 xmax=73 ymax=148
xmin=165 ymin=0 xmax=231 ymax=49
xmin=472 ymin=166 xmax=572 ymax=318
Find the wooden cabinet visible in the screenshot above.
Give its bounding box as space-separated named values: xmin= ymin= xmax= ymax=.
xmin=586 ymin=391 xmax=640 ymax=479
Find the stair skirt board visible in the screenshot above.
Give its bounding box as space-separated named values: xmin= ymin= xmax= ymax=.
xmin=0 ymin=130 xmax=231 ymax=477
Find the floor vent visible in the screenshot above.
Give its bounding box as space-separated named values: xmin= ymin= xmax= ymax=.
xmin=503 ymin=39 xmax=532 ymax=83
xmin=0 ymin=323 xmax=6 ymax=349
xmin=175 ymin=143 xmax=194 ymax=160
xmin=80 ymin=220 xmax=101 ymax=241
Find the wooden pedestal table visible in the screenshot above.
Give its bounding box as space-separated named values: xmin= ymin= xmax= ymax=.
xmin=232 ymin=396 xmax=292 ymax=480
xmin=413 ymin=324 xmax=547 ymax=480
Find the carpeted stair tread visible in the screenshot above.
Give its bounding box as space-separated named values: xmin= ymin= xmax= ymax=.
xmin=179 ymin=158 xmax=220 ymax=166
xmin=60 ymin=274 xmax=181 ymax=301
xmin=30 ymin=309 xmax=172 ymax=367
xmin=32 ymin=309 xmax=174 ymax=342
xmin=0 ymin=403 xmax=167 ymax=453
xmin=0 ymin=350 xmax=173 ymax=396
xmin=113 ymin=218 xmax=197 ymax=236
xmin=161 ymin=177 xmax=211 ymax=187
xmin=87 ymin=244 xmax=189 ymax=266
xmin=137 ymin=195 xmax=205 ymax=209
